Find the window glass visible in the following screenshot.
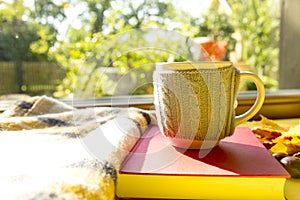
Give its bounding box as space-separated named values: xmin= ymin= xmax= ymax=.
xmin=0 ymin=0 xmax=283 ymax=99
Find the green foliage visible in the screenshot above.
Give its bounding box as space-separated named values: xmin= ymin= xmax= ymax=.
xmin=196 ymin=0 xmax=235 ymax=41
xmin=198 ymin=13 xmax=235 ymax=41
xmin=0 ymin=0 xmax=281 ymax=97
xmin=53 ymin=27 xmax=197 ymax=98
xmin=228 ymin=0 xmax=280 ymax=79
xmin=0 ymin=0 xmax=47 ymax=61
xmin=31 ymin=0 xmax=67 ymax=27
xmin=194 ymin=0 xmax=236 ymax=60
xmin=49 ymin=0 xmax=199 ymax=98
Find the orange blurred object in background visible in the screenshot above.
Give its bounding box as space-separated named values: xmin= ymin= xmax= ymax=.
xmin=200 ymin=41 xmax=228 ymax=61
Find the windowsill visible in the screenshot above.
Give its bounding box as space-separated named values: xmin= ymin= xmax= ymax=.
xmin=66 ymin=89 xmax=300 ymax=119
xmin=236 ymin=89 xmax=300 ymax=119
xmin=1 ymin=89 xmax=300 ymax=119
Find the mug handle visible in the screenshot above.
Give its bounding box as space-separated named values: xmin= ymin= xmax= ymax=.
xmin=235 ymin=72 xmax=265 ymax=125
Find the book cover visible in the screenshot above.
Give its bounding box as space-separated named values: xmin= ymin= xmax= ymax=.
xmin=117 ymin=125 xmax=290 ymax=200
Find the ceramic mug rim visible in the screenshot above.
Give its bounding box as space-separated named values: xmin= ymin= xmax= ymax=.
xmin=155 ymin=61 xmax=234 ymax=71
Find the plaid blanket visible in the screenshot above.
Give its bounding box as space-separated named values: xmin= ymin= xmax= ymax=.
xmin=0 ymin=95 xmax=156 ymax=200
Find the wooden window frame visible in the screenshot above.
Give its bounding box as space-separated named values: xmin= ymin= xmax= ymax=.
xmin=65 ymin=89 xmax=300 ymax=120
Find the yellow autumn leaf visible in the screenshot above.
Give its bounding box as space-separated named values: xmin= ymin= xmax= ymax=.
xmin=270 ymin=123 xmax=300 ymax=153
xmin=258 ymin=115 xmax=290 ymax=132
xmin=270 ymin=142 xmax=288 ymax=154
xmin=252 ymin=116 xmax=300 ymax=154
xmin=285 ymin=124 xmax=300 ymax=136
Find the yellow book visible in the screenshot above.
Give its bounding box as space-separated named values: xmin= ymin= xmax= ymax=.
xmin=117 ymin=125 xmax=290 ymax=199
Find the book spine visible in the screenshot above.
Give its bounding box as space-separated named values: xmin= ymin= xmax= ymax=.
xmin=117 ymin=174 xmax=286 ymax=200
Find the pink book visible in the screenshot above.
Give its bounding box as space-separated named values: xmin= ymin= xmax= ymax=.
xmin=117 ymin=125 xmax=290 ymax=199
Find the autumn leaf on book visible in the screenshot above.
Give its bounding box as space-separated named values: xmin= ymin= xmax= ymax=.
xmin=252 ymin=115 xmax=288 ymax=142
xmin=252 ymin=115 xmax=300 ymax=154
xmin=270 ymin=124 xmax=300 ymax=155
xmin=253 ymin=115 xmax=290 ymax=132
xmin=251 ymin=116 xmax=300 ymax=178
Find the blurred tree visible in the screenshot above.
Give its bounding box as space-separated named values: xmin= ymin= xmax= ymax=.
xmin=51 ymin=0 xmax=198 ymax=97
xmin=32 ymin=0 xmax=67 ymax=30
xmin=193 ymin=0 xmax=236 ymax=61
xmin=0 ymin=0 xmax=46 ymax=61
xmin=86 ymin=0 xmax=111 ymax=33
xmin=29 ymin=0 xmax=70 ymax=60
xmin=227 ymin=0 xmax=280 ymax=80
xmin=0 ymin=0 xmax=198 ymax=97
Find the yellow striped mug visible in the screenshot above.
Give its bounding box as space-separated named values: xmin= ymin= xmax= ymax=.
xmin=153 ymin=61 xmax=265 ymax=149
